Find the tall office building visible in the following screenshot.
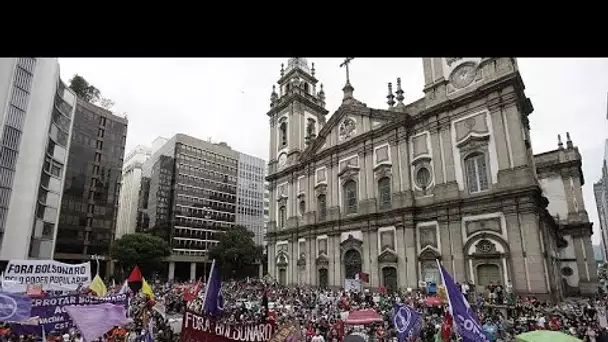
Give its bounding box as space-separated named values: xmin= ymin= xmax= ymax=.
xmin=137 ymin=134 xmax=265 ymax=281
xmin=594 ymin=139 xmax=608 ymax=262
xmin=116 ymin=145 xmax=152 ymax=238
xmin=236 ymin=153 xmax=266 ymax=246
xmin=0 ymin=58 xmax=76 ymax=261
xmin=55 ymin=99 xmax=127 ymax=275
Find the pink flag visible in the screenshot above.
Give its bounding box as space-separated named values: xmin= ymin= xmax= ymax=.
xmin=65 ymin=303 xmax=130 ymax=342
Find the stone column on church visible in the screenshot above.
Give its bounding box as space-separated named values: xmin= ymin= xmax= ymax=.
xmin=309 ymin=238 xmax=316 ymax=285
xmin=369 ymin=230 xmax=379 ymax=287
xmin=365 ymin=151 xmax=374 ymax=199
xmin=395 ymin=224 xmax=407 ymax=288
xmin=362 ymin=230 xmax=370 ymax=283
xmin=268 ymin=243 xmax=276 ymax=280
xmin=329 ymin=236 xmax=336 ymax=286
xmin=359 ymin=152 xmax=368 ymax=200
xmin=334 ymin=234 xmax=342 ymax=287
xmin=404 ymin=222 xmax=418 ymax=288
xmin=449 ymin=218 xmax=466 ymax=282
xmin=390 ymin=142 xmax=402 ymax=192
xmin=398 ymin=140 xmax=410 ymax=191
xmin=290 ymin=238 xmax=297 ymax=285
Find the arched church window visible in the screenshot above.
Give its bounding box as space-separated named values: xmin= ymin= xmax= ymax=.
xmin=278 ymin=206 xmax=286 ymax=229
xmin=343 ymin=180 xmax=358 ymax=214
xmin=378 ymin=177 xmax=391 ymax=209
xmin=304 ymin=83 xmax=310 ymax=94
xmin=464 ymin=153 xmax=489 ymax=193
xmin=279 ymin=122 xmax=288 ymax=147
xmin=344 ymin=249 xmax=362 ymax=279
xmin=299 ymin=200 xmax=306 ymax=216
xmin=317 ymin=194 xmax=327 ymax=221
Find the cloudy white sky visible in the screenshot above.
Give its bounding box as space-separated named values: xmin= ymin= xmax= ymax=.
xmin=58 ymin=58 xmax=608 ymax=243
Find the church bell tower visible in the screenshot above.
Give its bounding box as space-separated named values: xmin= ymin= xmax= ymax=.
xmin=267 ymin=58 xmax=329 ymax=175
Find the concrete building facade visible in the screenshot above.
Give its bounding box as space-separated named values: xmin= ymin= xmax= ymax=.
xmin=236 ymin=153 xmax=266 ymax=246
xmin=0 ymin=58 xmax=77 ymax=261
xmin=265 ymin=57 xmax=597 ymax=298
xmin=137 ymin=134 xmax=265 ymax=281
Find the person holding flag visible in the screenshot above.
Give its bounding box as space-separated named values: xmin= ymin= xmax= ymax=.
xmin=201 ymin=259 xmax=223 ymax=316
xmin=393 ymin=302 xmax=422 ymax=342
xmin=437 ymin=260 xmax=490 ymax=342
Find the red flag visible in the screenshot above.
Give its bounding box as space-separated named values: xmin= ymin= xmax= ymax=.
xmin=356 ymin=272 xmax=369 ymax=283
xmin=127 ymin=266 xmax=143 ymax=292
xmin=378 ymin=286 xmax=387 ymax=296
xmin=441 ymin=311 xmax=453 ymax=342
xmin=184 ymin=281 xmax=201 ymax=302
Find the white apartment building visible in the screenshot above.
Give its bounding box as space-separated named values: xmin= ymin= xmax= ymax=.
xmin=116 ymin=137 xmax=167 ymax=238
xmin=0 ymin=58 xmax=76 ymax=260
xmin=116 ymin=145 xmax=152 ymax=238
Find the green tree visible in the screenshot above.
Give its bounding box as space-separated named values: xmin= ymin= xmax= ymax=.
xmin=68 ymin=74 xmax=101 ymax=103
xmin=111 ymin=233 xmax=171 ymax=278
xmin=209 ymin=225 xmax=263 ymax=280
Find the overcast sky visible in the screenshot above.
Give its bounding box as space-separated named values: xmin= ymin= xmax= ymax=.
xmin=58 ymin=58 xmax=608 ymax=244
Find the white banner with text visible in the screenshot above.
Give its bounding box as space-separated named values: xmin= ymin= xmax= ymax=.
xmin=4 ymin=260 xmax=91 ymax=292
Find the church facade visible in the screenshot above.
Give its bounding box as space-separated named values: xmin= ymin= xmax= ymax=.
xmin=264 ymin=57 xmax=597 ymax=298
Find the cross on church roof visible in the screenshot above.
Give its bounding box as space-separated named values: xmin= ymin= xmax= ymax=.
xmin=340 ymin=57 xmax=354 ymax=85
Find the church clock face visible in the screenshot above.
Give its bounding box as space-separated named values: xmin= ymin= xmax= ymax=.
xmin=449 ymin=62 xmax=477 ymax=89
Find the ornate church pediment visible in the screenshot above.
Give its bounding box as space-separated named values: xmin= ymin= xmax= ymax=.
xmin=473 ymin=238 xmax=500 ymax=255
xmin=277 ymin=194 xmax=288 ymax=207
xmin=373 ymin=163 xmax=392 ymax=178
xmin=340 ymin=234 xmax=363 ymax=251
xmin=418 ymin=248 xmax=441 ymax=260
xmin=297 ymin=254 xmax=307 ymax=266
xmin=316 ymin=254 xmax=329 ymax=266
xmin=276 ymin=253 xmax=289 ymax=267
xmin=456 ymin=134 xmax=489 ymax=150
xmin=338 ymin=165 xmax=360 ymax=179
xmin=314 ymin=183 xmax=327 ymax=196
xmin=378 ymin=250 xmax=398 ymax=263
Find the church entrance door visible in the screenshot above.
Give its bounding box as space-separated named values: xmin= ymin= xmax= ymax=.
xmin=476 ymin=264 xmax=501 ymax=289
xmin=278 ymin=268 xmax=287 ymax=285
xmin=382 ymin=267 xmax=397 ymax=293
xmin=319 ymin=268 xmax=329 ymax=288
xmin=344 ymin=249 xmax=362 ymax=279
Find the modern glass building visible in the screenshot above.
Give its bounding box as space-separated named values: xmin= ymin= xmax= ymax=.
xmin=136 ymin=134 xmax=265 ymax=281
xmin=54 ymin=98 xmax=127 ymax=275
xmin=0 ymin=58 xmax=76 ymax=261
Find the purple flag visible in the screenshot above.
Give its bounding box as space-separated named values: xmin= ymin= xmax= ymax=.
xmin=65 ymin=303 xmax=130 ymax=342
xmin=0 ymin=292 xmax=31 ymax=322
xmin=437 ymin=262 xmax=489 ymax=342
xmin=393 ymin=303 xmax=422 ymax=342
xmin=201 ymin=259 xmax=223 ymax=316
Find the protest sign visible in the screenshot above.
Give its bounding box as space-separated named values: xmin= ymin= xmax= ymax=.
xmin=181 ymin=310 xmax=275 ymax=342
xmin=344 ymin=279 xmax=362 ymax=293
xmin=12 ymin=293 xmax=127 ymax=335
xmin=4 ymin=260 xmax=91 ymax=292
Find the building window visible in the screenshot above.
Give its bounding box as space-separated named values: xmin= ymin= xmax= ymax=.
xmin=278 ymin=206 xmax=286 ymax=229
xmin=317 ymin=194 xmax=327 ymax=221
xmin=378 ymin=177 xmax=391 ymax=209
xmin=279 ymin=122 xmax=287 ymax=147
xmin=464 ymin=153 xmax=489 ymax=193
xmin=416 ymin=167 xmax=431 ymax=189
xmin=299 ymin=200 xmax=306 ymax=216
xmin=343 ymin=180 xmax=358 ymax=214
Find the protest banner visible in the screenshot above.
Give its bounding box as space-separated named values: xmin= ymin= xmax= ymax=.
xmin=4 ymin=260 xmax=91 ymax=292
xmin=181 ymin=310 xmax=275 ymax=342
xmin=268 ymin=323 xmax=299 ymax=342
xmin=0 ymin=292 xmax=32 ymax=322
xmin=344 ymin=279 xmax=362 ymax=293
xmin=11 ymin=293 xmax=127 ymax=335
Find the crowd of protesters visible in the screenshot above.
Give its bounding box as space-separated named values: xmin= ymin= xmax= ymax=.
xmin=1 ymin=273 xmax=608 ymax=342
